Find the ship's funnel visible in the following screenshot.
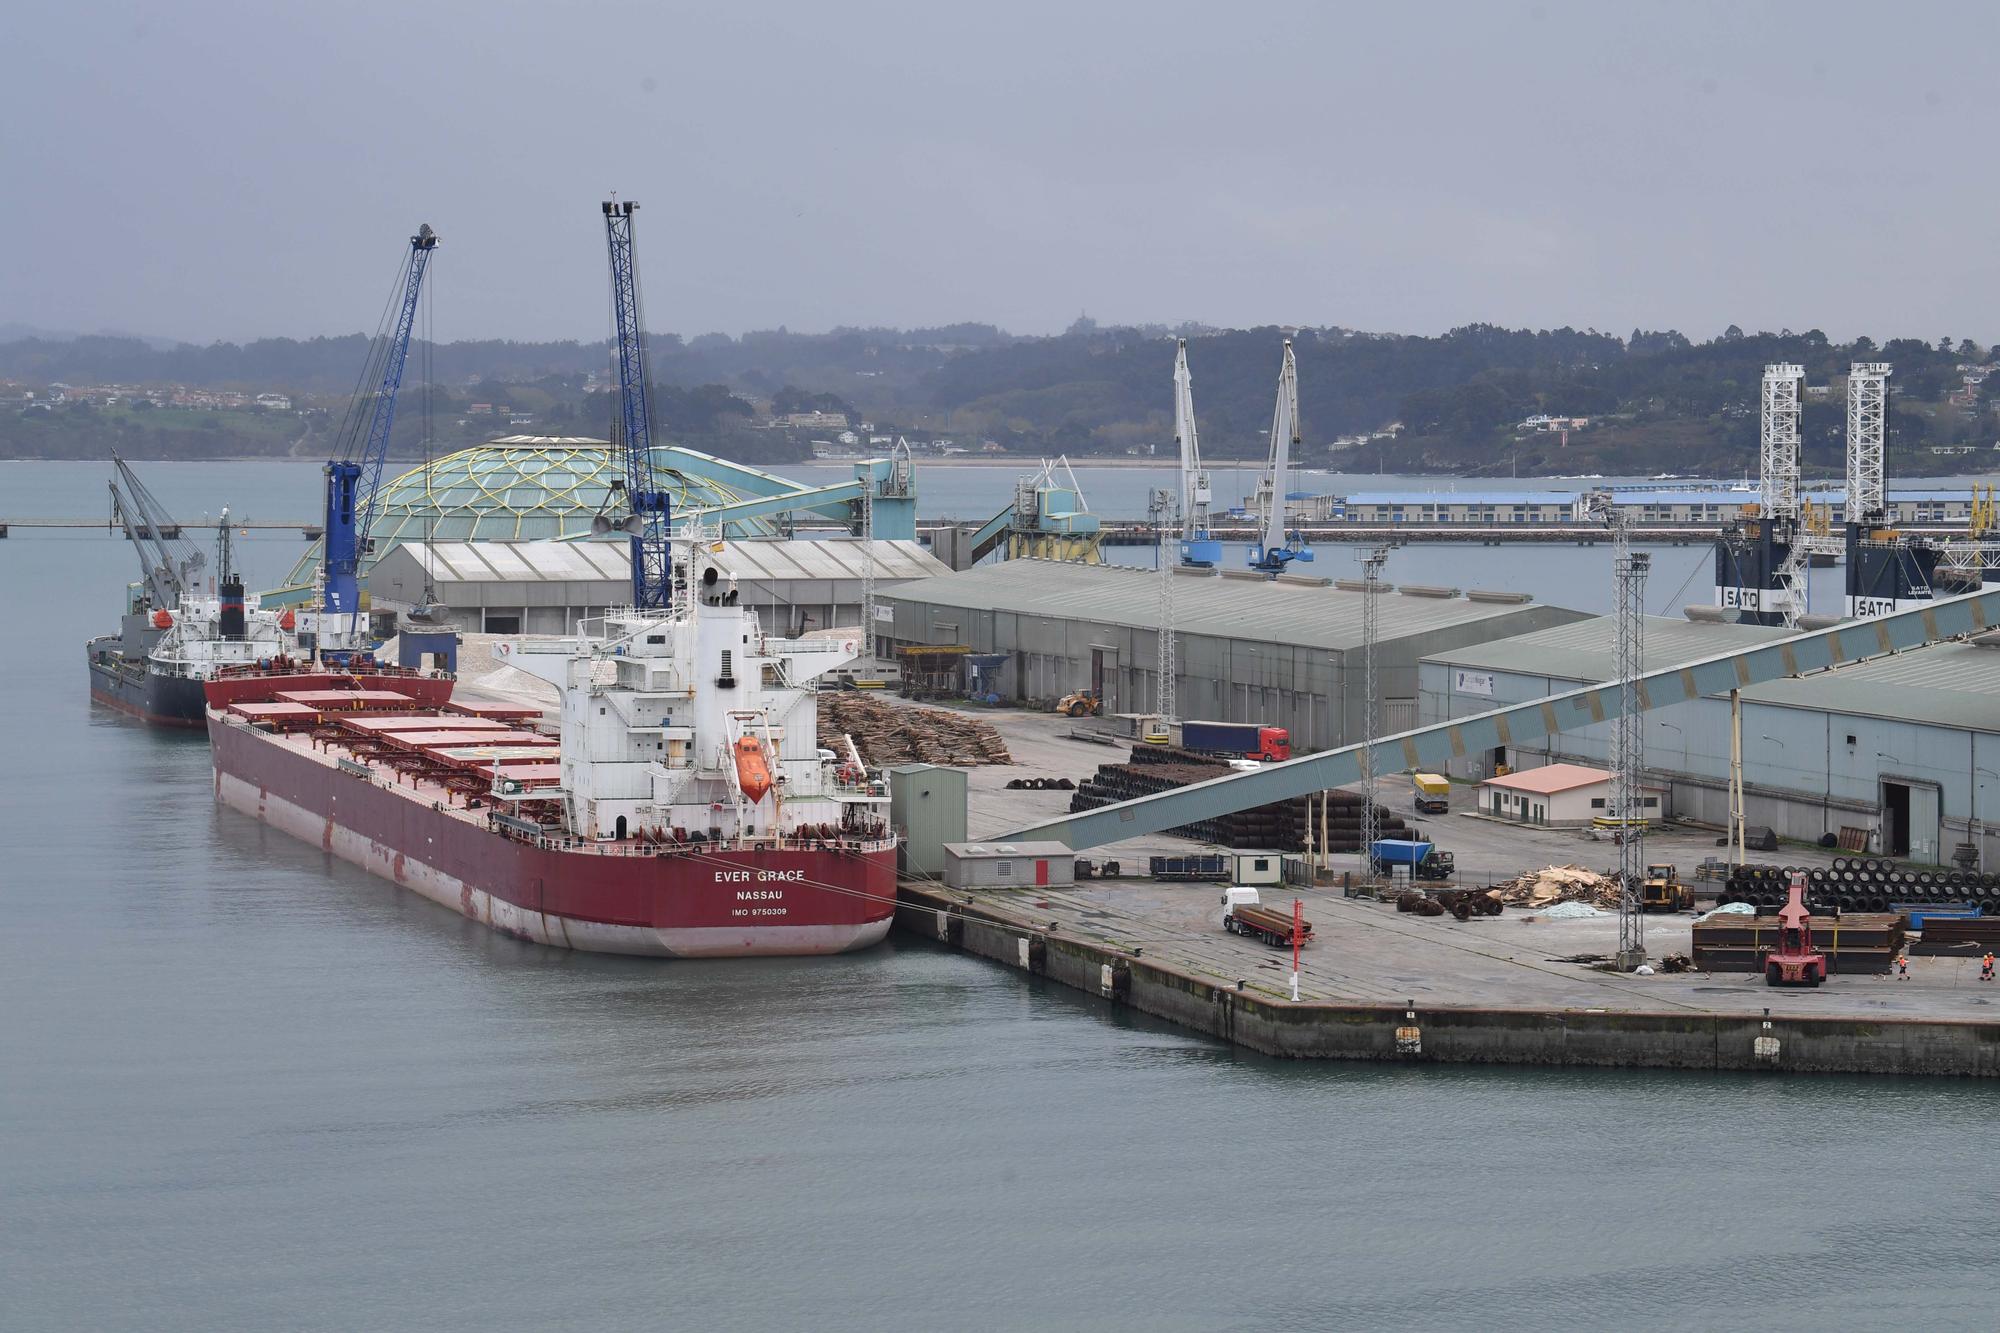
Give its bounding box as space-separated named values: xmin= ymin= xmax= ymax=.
xmin=219 ymin=578 xmax=247 ymax=640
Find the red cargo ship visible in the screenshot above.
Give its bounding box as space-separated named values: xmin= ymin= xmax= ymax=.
xmin=205 ymin=579 xmax=898 ymax=957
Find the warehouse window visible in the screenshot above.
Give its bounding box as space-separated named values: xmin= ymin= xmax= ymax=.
xmin=1590 ymin=797 xmax=1606 ymax=809
xmin=995 ymin=860 xmax=1012 ymax=878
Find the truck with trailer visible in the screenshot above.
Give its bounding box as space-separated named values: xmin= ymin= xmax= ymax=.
xmin=1179 ymin=720 xmax=1291 ymax=763
xmin=1412 ymin=773 xmax=1450 ymax=814
xmin=1221 ymin=886 xmax=1312 ymax=947
xmin=1369 ymin=838 xmax=1454 ymax=881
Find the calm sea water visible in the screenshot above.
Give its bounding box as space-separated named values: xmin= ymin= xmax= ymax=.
xmin=3 ymin=461 xmax=1998 ymax=1331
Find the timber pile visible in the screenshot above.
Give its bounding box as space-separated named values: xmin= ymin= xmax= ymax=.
xmin=1493 ymin=864 xmax=1622 ymax=910
xmin=819 ymin=694 xmax=1012 ymax=767
xmin=1066 ymin=747 xmax=1412 ymax=852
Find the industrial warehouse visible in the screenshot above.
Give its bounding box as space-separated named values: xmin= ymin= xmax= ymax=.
xmin=368 ymin=536 xmax=945 ymax=636
xmin=876 ymin=557 xmax=1586 ymax=750
xmin=1421 ymin=617 xmax=2000 ymax=868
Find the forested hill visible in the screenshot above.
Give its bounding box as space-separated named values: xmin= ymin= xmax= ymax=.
xmin=3 ymin=321 xmax=1993 ymax=475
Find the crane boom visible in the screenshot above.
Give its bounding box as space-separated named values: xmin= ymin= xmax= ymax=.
xmin=601 ymin=199 xmax=673 ymax=608
xmin=1259 ymin=342 xmax=1297 ymax=552
xmin=323 ymin=223 xmax=439 ymax=616
xmin=1248 ymin=340 xmax=1312 ymax=576
xmin=1173 ymin=339 xmax=1216 ymax=566
xmin=108 ymin=454 xmax=203 ymax=608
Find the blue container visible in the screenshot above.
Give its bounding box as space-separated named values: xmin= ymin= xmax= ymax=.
xmin=1900 ymin=904 xmax=1983 ymax=931
xmin=1369 ymin=839 xmax=1434 ymax=866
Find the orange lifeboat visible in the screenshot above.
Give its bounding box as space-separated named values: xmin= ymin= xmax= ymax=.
xmin=733 ymin=736 xmax=773 ymax=804
xmin=151 ymin=609 xmax=173 ymax=629
xmin=279 ymin=609 xmax=296 ymax=631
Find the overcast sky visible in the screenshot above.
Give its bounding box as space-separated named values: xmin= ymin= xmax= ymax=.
xmin=7 ymin=0 xmax=2000 ymax=346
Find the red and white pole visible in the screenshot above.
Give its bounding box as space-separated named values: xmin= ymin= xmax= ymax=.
xmin=1290 ymin=897 xmax=1303 ymax=1001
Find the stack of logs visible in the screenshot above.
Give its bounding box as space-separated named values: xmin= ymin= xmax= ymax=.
xmin=1066 ymin=745 xmax=1413 ymax=851
xmin=819 ymin=694 xmax=1013 ymax=768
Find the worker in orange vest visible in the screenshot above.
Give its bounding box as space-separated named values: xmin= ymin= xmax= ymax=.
xmin=1896 ymin=952 xmax=1909 ymax=979
xmin=1982 ymin=952 xmax=1995 ymax=982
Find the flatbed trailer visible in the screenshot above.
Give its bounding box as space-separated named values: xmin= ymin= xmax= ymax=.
xmin=1222 ymin=890 xmax=1312 ymax=947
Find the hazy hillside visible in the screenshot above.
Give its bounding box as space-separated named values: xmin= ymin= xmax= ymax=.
xmin=4 ymin=321 xmax=1993 ymax=474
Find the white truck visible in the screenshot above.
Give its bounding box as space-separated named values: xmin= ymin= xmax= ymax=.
xmin=1221 ymin=886 xmax=1312 ymax=947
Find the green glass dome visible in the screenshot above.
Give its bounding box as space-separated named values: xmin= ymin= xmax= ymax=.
xmin=275 ymin=435 xmax=792 ymax=595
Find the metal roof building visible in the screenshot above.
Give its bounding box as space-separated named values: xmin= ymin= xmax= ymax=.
xmin=368 ymin=537 xmax=947 ymax=637
xmin=880 ymin=559 xmax=1589 ymax=750
xmin=1421 ymin=613 xmax=2000 ymax=867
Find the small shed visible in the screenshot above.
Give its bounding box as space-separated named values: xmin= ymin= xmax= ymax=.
xmin=1479 ymin=762 xmax=1663 ymax=827
xmin=942 ymin=841 xmax=1076 ymax=890
xmin=888 ymin=764 xmax=968 ymax=876
xmin=1230 ymin=851 xmax=1285 ymax=885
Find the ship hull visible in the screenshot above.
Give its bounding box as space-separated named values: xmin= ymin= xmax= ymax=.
xmin=86 ymin=647 xmax=208 ymax=728
xmin=208 ymin=714 xmax=896 ymax=958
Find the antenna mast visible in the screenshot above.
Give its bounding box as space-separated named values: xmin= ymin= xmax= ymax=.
xmin=1150 ymin=487 xmax=1179 ymax=723
xmin=1356 ymin=545 xmax=1388 ymax=877
xmin=1612 ymin=516 xmax=1650 ymax=970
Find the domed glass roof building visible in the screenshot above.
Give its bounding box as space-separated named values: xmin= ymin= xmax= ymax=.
xmin=274 ymin=435 xmax=846 ymax=598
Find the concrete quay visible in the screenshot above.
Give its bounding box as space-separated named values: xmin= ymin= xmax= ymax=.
xmin=893 ymin=879 xmax=2000 ymax=1077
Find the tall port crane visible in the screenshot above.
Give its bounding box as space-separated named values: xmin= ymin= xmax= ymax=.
xmin=322 ymin=223 xmax=439 ymax=620
xmin=1174 ymin=340 xmax=1218 ymax=568
xmin=598 ymin=199 xmax=673 ymax=608
xmin=1247 ymin=339 xmax=1313 ymax=576
xmin=108 ymin=453 xmax=203 ymax=610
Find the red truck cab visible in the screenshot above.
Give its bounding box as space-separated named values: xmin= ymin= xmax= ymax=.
xmin=1257 ymin=727 xmax=1291 ymax=762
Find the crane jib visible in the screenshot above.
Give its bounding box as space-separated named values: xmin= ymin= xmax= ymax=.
xmin=321 ymin=224 xmax=439 ymax=617
xmin=602 ymin=199 xmax=673 ymax=609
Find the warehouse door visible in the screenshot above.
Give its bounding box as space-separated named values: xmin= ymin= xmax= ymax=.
xmin=1880 ymin=780 xmax=1941 ymax=861
xmin=1882 ymin=781 xmax=1940 ymax=863
xmin=1089 ymin=647 xmax=1118 ymax=712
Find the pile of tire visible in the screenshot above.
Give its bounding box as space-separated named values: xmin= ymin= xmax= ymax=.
xmin=1716 ymin=857 xmax=2000 ymax=915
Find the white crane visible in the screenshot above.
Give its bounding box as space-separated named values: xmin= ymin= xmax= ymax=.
xmin=1248 ymin=340 xmax=1313 ymax=576
xmin=1173 ymin=340 xmax=1217 ymax=567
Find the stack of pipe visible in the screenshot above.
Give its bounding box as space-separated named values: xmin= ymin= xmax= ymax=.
xmin=1719 ymin=857 xmax=2000 ymax=916
xmin=1067 ymin=747 xmax=1411 ymax=851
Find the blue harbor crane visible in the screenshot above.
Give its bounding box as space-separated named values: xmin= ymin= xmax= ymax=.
xmin=322 ymin=223 xmax=439 ymax=621
xmin=597 ymin=199 xmax=673 ymax=608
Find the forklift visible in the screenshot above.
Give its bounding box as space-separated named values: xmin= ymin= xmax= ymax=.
xmin=1764 ymin=870 xmax=1828 ymax=987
